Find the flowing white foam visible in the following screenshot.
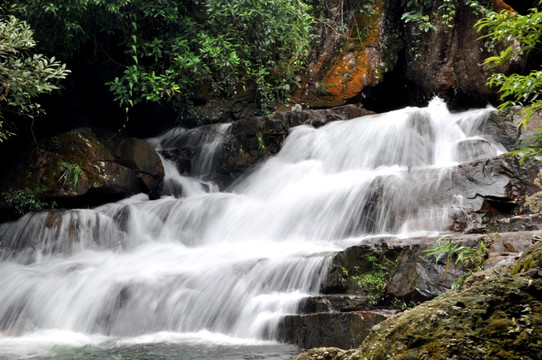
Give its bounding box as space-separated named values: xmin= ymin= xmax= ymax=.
xmin=0 ymin=98 xmax=506 ymax=352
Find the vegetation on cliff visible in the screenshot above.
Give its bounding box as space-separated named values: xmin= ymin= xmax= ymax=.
xmin=1 ymin=0 xmax=540 ymax=138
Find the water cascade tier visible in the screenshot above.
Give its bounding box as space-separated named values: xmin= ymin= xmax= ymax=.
xmin=0 ymin=98 xmax=506 ymax=358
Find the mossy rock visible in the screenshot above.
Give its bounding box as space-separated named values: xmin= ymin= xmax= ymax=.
xmin=358 ymin=267 xmax=542 ymax=359
xmin=295 ymin=267 xmax=542 ymax=360
xmin=1 ymin=128 xmax=164 ymax=216
xmin=512 ymin=241 xmax=542 ymax=274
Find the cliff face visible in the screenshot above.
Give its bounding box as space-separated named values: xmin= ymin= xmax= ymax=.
xmin=293 ymin=0 xmax=519 ymax=112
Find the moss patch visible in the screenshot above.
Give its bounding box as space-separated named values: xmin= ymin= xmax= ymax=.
xmin=512 ymin=241 xmax=542 ymax=274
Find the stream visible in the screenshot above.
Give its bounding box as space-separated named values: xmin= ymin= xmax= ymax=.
xmin=0 ymin=98 xmax=506 ymax=359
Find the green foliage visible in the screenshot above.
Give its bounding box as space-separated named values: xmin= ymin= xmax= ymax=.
xmin=6 ymin=0 xmax=132 ymax=58
xmin=342 ymin=256 xmax=395 ymax=305
xmin=59 ymin=161 xmax=82 ymax=191
xmin=439 ymin=0 xmax=456 ymax=27
xmin=424 ymin=236 xmax=488 ymax=290
xmin=401 ymin=11 xmax=435 ymax=32
xmin=0 ymin=15 xmax=70 ymax=140
xmin=391 ymin=298 xmax=420 ymax=311
xmin=51 ymin=136 xmax=62 ymax=151
xmin=476 ymin=3 xmax=542 ymax=161
xmin=508 ymin=132 xmax=542 ymax=164
xmin=358 ymin=0 xmax=379 ymax=16
xmin=401 ymin=0 xmax=435 ymax=33
xmin=315 ymin=82 xmax=338 ymax=96
xmin=2 ymin=186 xmax=55 ymax=214
xmin=8 ymin=0 xmax=314 ymax=121
xmin=401 ymin=0 xmax=488 ymax=34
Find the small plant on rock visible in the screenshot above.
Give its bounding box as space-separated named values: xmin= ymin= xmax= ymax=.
xmin=59 ymin=161 xmax=83 ymax=191
xmin=424 ymin=235 xmax=488 ymax=290
xmin=342 ymin=256 xmax=395 ymax=305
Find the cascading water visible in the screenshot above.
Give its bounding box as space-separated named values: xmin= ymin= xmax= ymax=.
xmin=148 ymin=123 xmax=232 ymax=197
xmin=0 ymin=99 xmax=506 ymax=359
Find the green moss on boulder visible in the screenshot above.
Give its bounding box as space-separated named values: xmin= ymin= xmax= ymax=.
xmin=512 ymin=242 xmax=542 ymax=274
xmin=295 ymin=242 xmax=542 ymax=360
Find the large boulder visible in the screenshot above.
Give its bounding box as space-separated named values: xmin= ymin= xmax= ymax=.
xmin=484 ymin=106 xmax=542 ymax=151
xmin=513 ymin=241 xmax=542 ymax=274
xmin=450 ymin=155 xmax=542 ymax=233
xmin=322 ymin=232 xmax=534 ymax=302
xmin=293 ymin=242 xmax=542 ymax=360
xmin=0 ymin=128 xmax=164 ymax=217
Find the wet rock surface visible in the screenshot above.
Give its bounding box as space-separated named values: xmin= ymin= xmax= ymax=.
xmin=450 ymin=155 xmax=542 ymax=233
xmin=293 ymin=241 xmax=542 ymax=360
xmin=280 ymin=232 xmax=537 ymax=349
xmin=277 ymin=311 xmax=394 ymax=350
xmin=321 ymin=232 xmax=535 ymax=301
xmin=185 ymin=99 xmax=542 ymax=352
xmin=127 ymin=90 xmax=542 ymax=354
xmin=157 ymin=104 xmax=371 ymax=185
xmin=0 ymin=128 xmax=164 ymax=218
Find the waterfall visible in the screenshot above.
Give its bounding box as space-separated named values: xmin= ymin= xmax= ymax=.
xmin=0 ymin=99 xmax=505 ymax=358
xmin=146 ymin=123 xmax=232 ymax=197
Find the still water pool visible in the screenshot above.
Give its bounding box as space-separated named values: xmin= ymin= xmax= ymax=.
xmin=0 ymin=331 xmax=299 ymax=359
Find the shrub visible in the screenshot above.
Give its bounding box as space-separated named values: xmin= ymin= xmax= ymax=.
xmin=476 ymin=2 xmax=542 ymax=162
xmin=7 ymin=0 xmax=314 ymax=122
xmin=2 ymin=186 xmax=55 ymax=214
xmin=424 ymin=236 xmax=488 ymax=290
xmin=0 ymin=15 xmax=70 ymax=140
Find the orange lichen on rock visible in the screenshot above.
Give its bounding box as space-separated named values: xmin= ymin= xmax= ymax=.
xmin=297 ymin=1 xmax=386 ymax=108
xmin=489 ymin=0 xmax=515 ymax=12
xmin=312 ymin=51 xmax=375 ymax=108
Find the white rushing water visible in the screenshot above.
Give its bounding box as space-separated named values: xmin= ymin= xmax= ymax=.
xmin=0 ymin=98 xmax=506 ymax=358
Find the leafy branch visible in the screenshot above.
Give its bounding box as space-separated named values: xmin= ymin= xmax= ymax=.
xmin=0 ymin=15 xmax=70 ymax=141
xmin=424 ymin=236 xmax=488 ymax=290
